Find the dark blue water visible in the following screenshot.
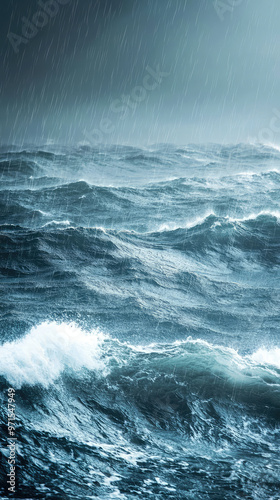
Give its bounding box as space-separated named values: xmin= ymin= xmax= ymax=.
xmin=0 ymin=143 xmax=280 ymax=499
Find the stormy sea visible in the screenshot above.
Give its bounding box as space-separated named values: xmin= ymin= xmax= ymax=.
xmin=0 ymin=142 xmax=279 ymax=499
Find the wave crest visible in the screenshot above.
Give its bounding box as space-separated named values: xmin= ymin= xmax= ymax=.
xmin=0 ymin=322 xmax=106 ymax=388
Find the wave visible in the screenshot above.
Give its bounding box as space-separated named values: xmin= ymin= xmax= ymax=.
xmin=1 ymin=211 xmax=279 ymax=279
xmin=154 ymin=211 xmax=280 ymax=232
xmin=135 ymin=213 xmax=280 ymax=267
xmin=124 ymin=153 xmax=164 ymax=164
xmin=218 ymin=143 xmax=280 ymax=160
xmin=0 ymin=322 xmax=105 ymax=388
xmin=0 ymin=148 xmax=66 ymax=159
xmin=1 ymin=323 xmax=279 ymax=413
xmin=0 ymin=226 xmax=119 ymax=277
xmin=0 ymin=199 xmax=48 ymax=226
xmin=252 ymin=347 xmax=280 ymax=369
xmin=2 ymin=323 xmax=279 ymax=499
xmin=0 ymin=159 xmax=41 ymax=178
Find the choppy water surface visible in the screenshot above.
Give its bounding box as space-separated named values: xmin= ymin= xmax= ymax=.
xmin=0 ymin=143 xmax=280 ymax=499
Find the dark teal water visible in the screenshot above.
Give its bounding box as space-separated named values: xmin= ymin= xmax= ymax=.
xmin=0 ymin=143 xmax=280 ymax=499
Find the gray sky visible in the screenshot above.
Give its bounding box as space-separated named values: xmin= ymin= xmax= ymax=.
xmin=1 ymin=0 xmax=280 ymax=146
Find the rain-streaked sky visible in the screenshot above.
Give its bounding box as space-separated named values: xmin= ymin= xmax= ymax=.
xmin=1 ymin=0 xmax=280 ymax=146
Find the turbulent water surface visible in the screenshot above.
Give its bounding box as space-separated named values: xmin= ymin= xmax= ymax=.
xmin=0 ymin=143 xmax=280 ymax=499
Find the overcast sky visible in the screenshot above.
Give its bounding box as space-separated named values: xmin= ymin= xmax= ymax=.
xmin=1 ymin=0 xmax=280 ymax=146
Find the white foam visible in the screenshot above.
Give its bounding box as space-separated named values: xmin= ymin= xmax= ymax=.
xmin=42 ymin=220 xmax=71 ymax=227
xmin=0 ymin=322 xmax=106 ymax=388
xmin=263 ymin=142 xmax=280 ymax=153
xmin=37 ymin=209 xmax=51 ymax=216
xmin=157 ymin=212 xmax=215 ymax=232
xmin=154 ymin=210 xmax=280 ymax=234
xmin=251 ymin=347 xmax=280 ymax=369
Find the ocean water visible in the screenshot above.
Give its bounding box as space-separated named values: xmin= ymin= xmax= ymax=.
xmin=0 ymin=143 xmax=280 ymax=499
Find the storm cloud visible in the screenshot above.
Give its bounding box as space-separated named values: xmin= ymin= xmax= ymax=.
xmin=1 ymin=0 xmax=280 ymax=145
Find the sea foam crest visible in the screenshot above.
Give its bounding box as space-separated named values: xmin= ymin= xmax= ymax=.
xmin=251 ymin=347 xmax=280 ymax=369
xmin=0 ymin=322 xmax=106 ymax=388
